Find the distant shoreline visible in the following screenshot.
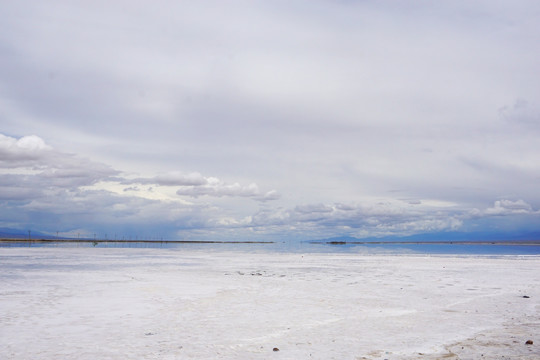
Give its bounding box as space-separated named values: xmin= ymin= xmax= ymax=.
xmin=1 ymin=238 xmax=540 ymax=246
xmin=0 ymin=238 xmax=274 ymax=244
xmin=315 ymin=240 xmax=540 ymax=246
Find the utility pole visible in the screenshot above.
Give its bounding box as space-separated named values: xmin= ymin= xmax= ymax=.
xmin=28 ymin=230 xmax=31 ymax=241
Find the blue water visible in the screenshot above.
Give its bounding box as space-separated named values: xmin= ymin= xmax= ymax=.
xmin=310 ymin=242 xmax=540 ymax=255
xmin=1 ymin=240 xmax=540 ymax=255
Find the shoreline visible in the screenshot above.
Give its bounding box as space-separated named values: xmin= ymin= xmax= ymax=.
xmin=318 ymin=240 xmax=540 ymax=246
xmin=0 ymin=238 xmax=274 ymax=244
xmin=0 ymin=238 xmax=540 ymax=246
xmin=2 ymin=238 xmax=540 ymax=245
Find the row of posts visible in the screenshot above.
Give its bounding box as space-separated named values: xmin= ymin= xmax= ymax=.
xmin=27 ymin=230 xmax=163 ymax=241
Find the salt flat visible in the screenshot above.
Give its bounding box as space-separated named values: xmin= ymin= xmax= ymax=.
xmin=1 ymin=248 xmax=539 ymax=359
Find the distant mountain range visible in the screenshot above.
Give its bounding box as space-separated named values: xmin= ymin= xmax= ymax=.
xmin=0 ymin=228 xmax=55 ymax=239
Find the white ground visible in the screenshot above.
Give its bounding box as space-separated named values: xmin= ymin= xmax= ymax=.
xmin=1 ymin=248 xmax=539 ymax=359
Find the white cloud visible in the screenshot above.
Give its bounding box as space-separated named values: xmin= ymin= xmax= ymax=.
xmin=0 ymin=134 xmax=119 ymax=190
xmin=129 ymin=171 xmax=208 ymax=186
xmin=260 ymin=190 xmax=280 ymax=202
xmin=125 ymin=171 xmax=279 ymax=201
xmin=0 ymin=134 xmax=52 ymax=164
xmin=243 ymin=200 xmax=466 ymax=239
xmin=176 ymin=179 xmax=270 ymax=199
xmin=483 ymin=199 xmax=535 ymax=216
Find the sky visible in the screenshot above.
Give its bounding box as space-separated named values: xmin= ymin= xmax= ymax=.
xmin=1 ymin=1 xmax=539 ymax=241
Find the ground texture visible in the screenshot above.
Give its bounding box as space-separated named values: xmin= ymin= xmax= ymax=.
xmin=1 ymin=248 xmax=539 ymax=359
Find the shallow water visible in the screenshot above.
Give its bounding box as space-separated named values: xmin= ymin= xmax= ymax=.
xmin=2 ymin=239 xmax=540 ymax=255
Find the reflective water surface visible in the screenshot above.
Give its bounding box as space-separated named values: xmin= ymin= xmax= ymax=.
xmin=2 ymin=240 xmax=540 ymax=255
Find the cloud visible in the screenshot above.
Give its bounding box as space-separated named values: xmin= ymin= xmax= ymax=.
xmin=0 ymin=135 xmax=118 ymax=202
xmin=123 ymin=186 xmax=140 ymax=192
xmin=499 ymin=99 xmax=540 ymax=128
xmin=128 ymin=172 xmax=208 ymax=186
xmin=244 ymin=200 xmax=465 ymax=239
xmin=125 ymin=171 xmax=279 ymax=201
xmin=0 ymin=184 xmax=43 ymax=201
xmin=476 ymin=199 xmax=537 ymax=216
xmin=1 ymin=130 xmax=536 ymax=241
xmin=243 ymin=197 xmax=539 ymax=240
xmin=259 ymin=190 xmax=280 ymax=202
xmin=0 ymin=134 xmax=119 ymax=192
xmin=0 ymin=134 xmax=52 ymax=165
xmin=0 ymin=133 xmax=278 ymax=204
xmin=175 ymin=178 xmax=275 ymax=200
xmin=0 ymin=132 xmax=279 ymax=238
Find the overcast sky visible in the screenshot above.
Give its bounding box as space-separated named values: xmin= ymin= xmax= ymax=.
xmin=1 ymin=1 xmax=539 ymax=241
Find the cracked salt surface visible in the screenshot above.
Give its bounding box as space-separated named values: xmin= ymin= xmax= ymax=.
xmin=1 ymin=248 xmax=539 ymax=359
